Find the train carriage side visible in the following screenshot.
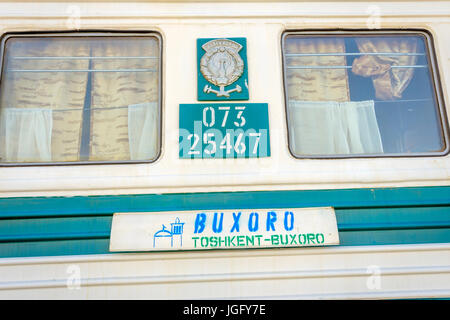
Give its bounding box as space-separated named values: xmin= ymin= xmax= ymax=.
xmin=0 ymin=0 xmax=449 ymax=299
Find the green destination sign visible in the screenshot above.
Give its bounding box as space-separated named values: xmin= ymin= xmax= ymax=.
xmin=179 ymin=103 xmax=270 ymax=159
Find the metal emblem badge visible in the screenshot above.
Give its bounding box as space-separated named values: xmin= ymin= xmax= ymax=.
xmin=197 ymin=38 xmax=249 ymax=101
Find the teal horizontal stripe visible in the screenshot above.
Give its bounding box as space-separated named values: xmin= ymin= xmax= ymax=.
xmin=0 ymin=228 xmax=449 ymax=258
xmin=339 ymin=228 xmax=450 ymax=246
xmin=0 ymin=232 xmax=110 ymax=243
xmin=0 ymin=212 xmax=113 ymax=219
xmin=0 ymin=238 xmax=110 ymax=258
xmin=0 ymin=186 xmax=448 ymax=258
xmin=0 ymin=216 xmax=112 ymax=242
xmin=0 ymin=186 xmax=449 ymax=218
xmin=339 ymin=223 xmax=450 ymax=232
xmin=1 ymin=206 xmax=449 ymax=242
xmin=336 ymin=206 xmax=450 ymax=231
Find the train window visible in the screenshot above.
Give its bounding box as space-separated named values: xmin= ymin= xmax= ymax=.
xmin=282 ymin=31 xmax=448 ymax=158
xmin=0 ymin=33 xmax=161 ymax=165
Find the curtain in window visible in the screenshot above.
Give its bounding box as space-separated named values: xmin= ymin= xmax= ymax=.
xmin=352 ymin=37 xmax=418 ymax=100
xmin=289 ymin=100 xmax=383 ymax=155
xmin=128 ymin=102 xmax=158 ymax=160
xmin=0 ymin=39 xmax=89 ymax=161
xmin=90 ymin=38 xmax=159 ymax=161
xmin=285 ymin=38 xmax=350 ymax=102
xmin=0 ymin=108 xmax=52 ymax=162
xmin=286 ymin=38 xmax=383 ymax=155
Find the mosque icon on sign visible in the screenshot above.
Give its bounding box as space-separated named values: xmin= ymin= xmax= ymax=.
xmin=153 ymin=217 xmax=185 ymax=248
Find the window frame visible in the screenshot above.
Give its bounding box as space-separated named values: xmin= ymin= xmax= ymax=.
xmin=281 ymin=29 xmax=449 ymax=159
xmin=0 ymin=30 xmax=163 ymax=166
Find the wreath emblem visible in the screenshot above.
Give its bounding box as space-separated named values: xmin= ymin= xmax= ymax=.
xmin=200 ymin=39 xmax=244 ymax=97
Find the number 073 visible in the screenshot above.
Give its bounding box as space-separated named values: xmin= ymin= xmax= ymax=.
xmin=179 ymin=103 xmax=270 ymax=158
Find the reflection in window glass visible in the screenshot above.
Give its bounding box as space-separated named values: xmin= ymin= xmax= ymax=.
xmin=0 ymin=35 xmax=160 ymax=163
xmin=283 ymin=33 xmax=446 ymax=157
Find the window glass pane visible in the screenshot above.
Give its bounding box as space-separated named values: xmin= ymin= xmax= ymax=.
xmin=0 ymin=35 xmax=160 ymax=163
xmin=283 ymin=33 xmax=446 ymax=157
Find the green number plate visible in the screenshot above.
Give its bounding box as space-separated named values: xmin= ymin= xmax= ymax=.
xmin=179 ymin=103 xmax=270 ymax=159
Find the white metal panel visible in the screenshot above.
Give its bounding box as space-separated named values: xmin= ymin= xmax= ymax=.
xmin=0 ymin=243 xmax=449 ymax=299
xmin=0 ymin=1 xmax=448 ymax=197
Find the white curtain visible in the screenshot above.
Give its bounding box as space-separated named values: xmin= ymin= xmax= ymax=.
xmin=0 ymin=108 xmax=53 ymax=162
xmin=128 ymin=102 xmax=158 ymax=160
xmin=289 ymin=100 xmax=383 ymax=155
